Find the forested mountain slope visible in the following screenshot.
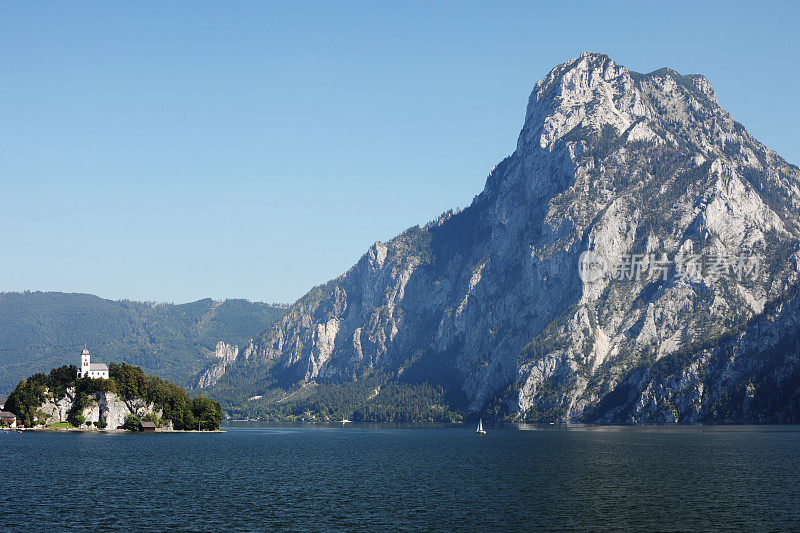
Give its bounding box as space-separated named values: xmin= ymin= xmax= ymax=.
xmin=0 ymin=291 xmax=286 ymax=393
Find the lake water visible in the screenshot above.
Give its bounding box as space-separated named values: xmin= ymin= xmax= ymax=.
xmin=2 ymin=423 xmax=799 ymax=531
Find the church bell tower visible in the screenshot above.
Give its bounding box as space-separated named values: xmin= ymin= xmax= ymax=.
xmin=80 ymin=345 xmax=91 ymax=378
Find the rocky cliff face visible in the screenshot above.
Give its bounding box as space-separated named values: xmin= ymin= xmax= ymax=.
xmin=197 ymin=342 xmax=242 ymax=388
xmin=38 ymin=387 xmax=168 ymax=429
xmin=209 ymin=52 xmax=800 ymax=422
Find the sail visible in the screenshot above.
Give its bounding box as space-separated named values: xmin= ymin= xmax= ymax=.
xmin=477 ymin=419 xmax=483 ymax=432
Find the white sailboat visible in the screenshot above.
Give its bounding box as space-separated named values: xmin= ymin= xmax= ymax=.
xmin=476 ymin=418 xmax=486 ymax=435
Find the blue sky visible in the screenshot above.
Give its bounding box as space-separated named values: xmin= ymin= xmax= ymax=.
xmin=2 ymin=1 xmax=798 ymax=304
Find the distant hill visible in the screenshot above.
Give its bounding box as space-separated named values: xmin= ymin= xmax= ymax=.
xmin=0 ymin=292 xmax=287 ymax=394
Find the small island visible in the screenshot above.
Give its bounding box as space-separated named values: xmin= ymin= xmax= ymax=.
xmin=4 ymin=346 xmax=221 ymax=431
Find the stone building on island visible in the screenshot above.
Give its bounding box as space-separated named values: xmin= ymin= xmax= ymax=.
xmin=77 ymin=346 xmax=109 ymax=379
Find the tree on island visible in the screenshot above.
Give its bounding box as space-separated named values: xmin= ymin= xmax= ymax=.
xmin=122 ymin=414 xmax=141 ymax=431
xmin=191 ymin=396 xmax=222 ymax=431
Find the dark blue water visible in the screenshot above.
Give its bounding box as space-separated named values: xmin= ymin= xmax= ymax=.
xmin=2 ymin=424 xmax=799 ymax=531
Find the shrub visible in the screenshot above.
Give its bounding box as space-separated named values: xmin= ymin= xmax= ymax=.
xmin=122 ymin=414 xmax=141 ymax=431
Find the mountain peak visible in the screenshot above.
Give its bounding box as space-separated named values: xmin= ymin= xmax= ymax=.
xmin=517 ymin=52 xmax=637 ymax=151
xmin=517 ymin=53 xmax=722 ymax=154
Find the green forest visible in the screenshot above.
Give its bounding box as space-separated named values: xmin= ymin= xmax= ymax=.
xmin=210 ymin=371 xmax=464 ymax=423
xmin=0 ymin=291 xmax=287 ymax=393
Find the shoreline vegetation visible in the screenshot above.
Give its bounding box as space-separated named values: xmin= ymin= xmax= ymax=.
xmin=208 ymin=371 xmax=466 ymax=424
xmin=4 ymin=363 xmax=222 ymax=431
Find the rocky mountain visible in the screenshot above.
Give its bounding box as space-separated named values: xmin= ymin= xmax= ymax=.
xmin=205 ymin=52 xmax=800 ymax=423
xmin=0 ymin=292 xmax=287 ymax=394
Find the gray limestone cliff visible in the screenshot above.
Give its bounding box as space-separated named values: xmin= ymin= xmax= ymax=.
xmin=208 ymin=52 xmax=800 ymax=422
xmin=38 ymin=387 xmax=169 ymax=429
xmin=197 ymin=342 xmax=242 ymax=388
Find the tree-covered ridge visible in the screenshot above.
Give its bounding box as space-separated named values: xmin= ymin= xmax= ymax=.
xmin=208 ymin=370 xmax=463 ymax=423
xmin=0 ymin=291 xmax=288 ymax=393
xmin=4 ymin=363 xmax=222 ymax=430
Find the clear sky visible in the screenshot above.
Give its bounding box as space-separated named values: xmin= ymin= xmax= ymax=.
xmin=2 ymin=1 xmax=798 ymax=304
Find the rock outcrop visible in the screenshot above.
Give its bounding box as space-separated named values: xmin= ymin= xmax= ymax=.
xmin=197 ymin=342 xmax=241 ymax=388
xmin=209 ymin=52 xmax=800 ymax=422
xmin=38 ymin=387 xmax=169 ymax=429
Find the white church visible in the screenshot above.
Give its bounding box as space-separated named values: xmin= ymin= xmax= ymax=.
xmin=77 ymin=346 xmax=109 ymax=379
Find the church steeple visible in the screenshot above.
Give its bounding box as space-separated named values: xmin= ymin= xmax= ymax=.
xmin=80 ymin=345 xmax=91 ymax=378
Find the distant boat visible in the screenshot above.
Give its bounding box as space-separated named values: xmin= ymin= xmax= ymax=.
xmin=476 ymin=419 xmax=486 ymax=435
